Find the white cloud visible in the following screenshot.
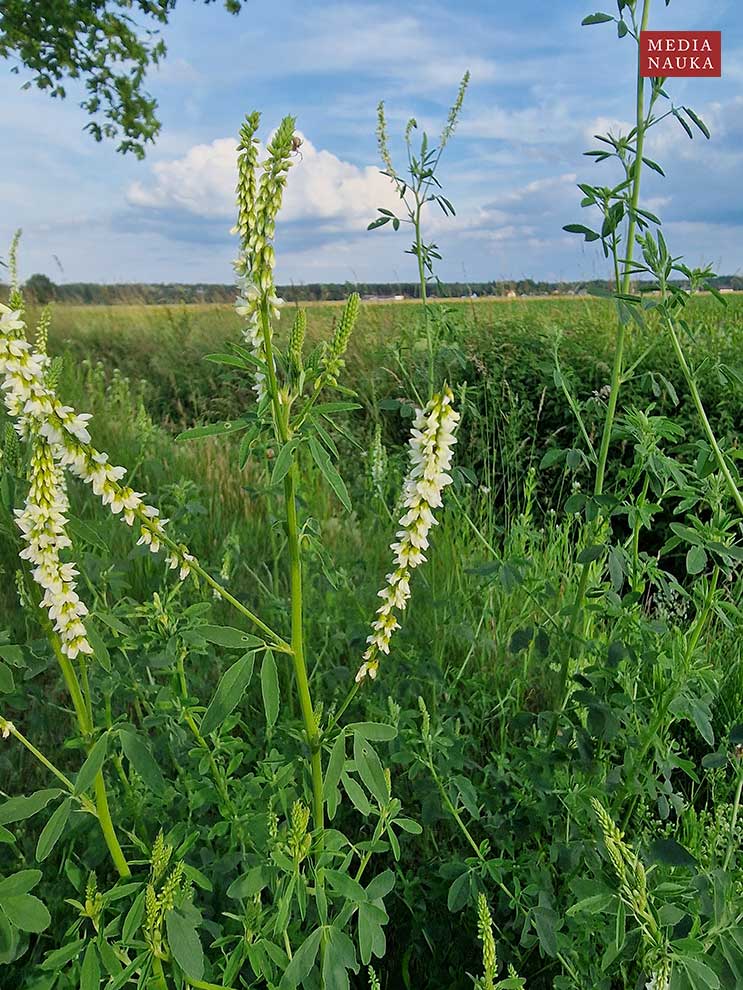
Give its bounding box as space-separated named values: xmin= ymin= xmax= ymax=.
xmin=128 ymin=138 xmax=237 ymax=218
xmin=461 ymin=104 xmax=570 ymax=144
xmin=153 ymin=57 xmax=203 ymax=86
xmin=585 ymin=115 xmax=633 ymax=144
xmin=425 ymin=172 xmax=579 ymax=238
xmin=127 ymin=133 xmax=399 ymax=230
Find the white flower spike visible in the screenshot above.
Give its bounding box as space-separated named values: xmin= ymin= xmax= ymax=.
xmin=0 ymin=303 xmax=199 ymax=655
xmin=356 ymin=387 xmax=460 ymax=683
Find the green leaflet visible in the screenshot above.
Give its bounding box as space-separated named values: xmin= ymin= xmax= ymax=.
xmin=165 ymin=909 xmax=204 ymax=981
xmin=200 ymin=651 xmax=255 ymax=736
xmin=35 ymin=797 xmax=72 ymax=862
xmin=260 ymin=651 xmax=280 ymax=728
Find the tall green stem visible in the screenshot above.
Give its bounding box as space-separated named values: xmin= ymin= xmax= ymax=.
xmin=259 ymin=288 xmax=327 ymax=983
xmin=259 ymin=298 xmax=324 ymax=839
xmin=285 ymin=462 xmax=324 ymax=838
xmin=556 ymin=0 xmax=652 ymax=706
xmin=592 ymin=0 xmax=651 ymax=497
xmin=414 ymin=199 xmax=434 ymax=400
xmin=48 ymin=625 xmax=131 ymax=876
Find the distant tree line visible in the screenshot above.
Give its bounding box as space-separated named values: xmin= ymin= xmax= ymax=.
xmin=2 ymin=273 xmax=742 ymax=306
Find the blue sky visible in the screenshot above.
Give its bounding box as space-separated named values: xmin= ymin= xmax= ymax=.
xmin=1 ymin=0 xmax=740 ymax=285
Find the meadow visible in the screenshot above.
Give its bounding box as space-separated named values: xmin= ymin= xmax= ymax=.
xmin=3 ymin=288 xmax=743 ymax=989
xmin=2 ymin=5 xmax=743 ymax=989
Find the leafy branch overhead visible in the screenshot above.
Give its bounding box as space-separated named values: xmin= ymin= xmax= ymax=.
xmin=0 ymin=0 xmax=245 ymax=157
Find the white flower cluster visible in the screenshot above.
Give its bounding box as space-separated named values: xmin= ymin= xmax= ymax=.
xmin=0 ymin=304 xmax=196 ymax=655
xmin=235 ymin=281 xmax=283 ymax=402
xmin=16 ymin=438 xmax=92 ymax=658
xmin=356 ymin=387 xmax=460 ymax=683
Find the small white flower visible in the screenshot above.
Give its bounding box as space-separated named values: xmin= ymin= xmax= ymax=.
xmin=645 ymin=973 xmax=670 ymax=990
xmin=355 ymin=660 xmax=378 ymax=683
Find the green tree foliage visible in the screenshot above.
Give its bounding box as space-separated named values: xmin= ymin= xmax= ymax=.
xmin=23 ymin=274 xmax=56 ymax=304
xmin=2 ymin=276 xmax=741 ymax=307
xmin=0 ymin=0 xmax=244 ymax=157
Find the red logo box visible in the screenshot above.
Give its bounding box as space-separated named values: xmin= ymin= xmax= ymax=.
xmin=640 ymin=31 xmax=721 ymax=77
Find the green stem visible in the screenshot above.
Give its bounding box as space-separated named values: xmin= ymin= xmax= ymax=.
xmin=621 ymin=568 xmax=718 ymax=829
xmin=94 ymin=770 xmax=131 ymax=877
xmin=176 ymin=649 xmax=188 ymax=700
xmin=146 ymin=517 xmax=291 ymax=654
xmin=48 ymin=628 xmax=131 ymax=876
xmin=666 ymin=320 xmax=743 ymax=516
xmin=55 ymin=642 xmax=91 ymax=734
xmin=78 ymin=657 xmax=94 ymax=731
xmin=592 ymin=0 xmax=651 ymax=496
xmin=430 ymin=760 xmax=481 ymax=860
xmin=177 ymin=649 xmax=240 ymax=829
xmin=631 ymin=475 xmax=650 ymax=591
xmin=354 ymin=810 xmax=389 ymax=884
xmin=335 ymin=808 xmax=391 ymax=931
xmin=1 ymin=718 xmax=76 ymax=792
xmin=325 ymin=683 xmax=360 ymax=737
xmin=685 ymin=567 xmax=718 ymax=664
xmin=428 ymin=757 xmax=516 ymax=903
xmin=723 ymin=769 xmax=743 ymax=872
xmin=151 ymin=955 xmax=170 ymax=990
xmin=552 ymin=559 xmax=590 ymax=719
xmin=414 ymin=199 xmax=434 ymax=400
xmin=113 ymin=753 xmax=132 ymax=794
xmin=259 ymin=295 xmax=324 ymax=845
xmin=285 ymin=463 xmax=324 ymax=839
xmin=260 ymin=289 xmax=327 ymax=983
xmin=557 ymin=0 xmax=651 ymax=707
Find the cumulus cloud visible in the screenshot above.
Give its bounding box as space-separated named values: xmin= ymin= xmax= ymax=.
xmin=128 ymin=138 xmax=237 ymax=218
xmin=127 ymin=134 xmax=399 ymax=231
xmin=421 ymin=171 xmax=579 ymax=244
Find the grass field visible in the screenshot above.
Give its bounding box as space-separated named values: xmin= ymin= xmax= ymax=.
xmin=3 ymin=290 xmax=743 ymax=988
xmin=40 ymin=293 xmax=743 ymax=423
xmin=3 ymin=0 xmax=743 ymax=983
